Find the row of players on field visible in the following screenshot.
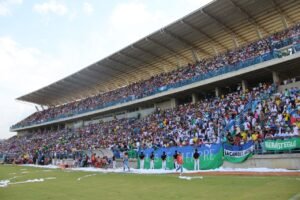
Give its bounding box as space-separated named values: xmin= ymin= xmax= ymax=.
xmin=118 ymin=149 xmax=200 ymax=172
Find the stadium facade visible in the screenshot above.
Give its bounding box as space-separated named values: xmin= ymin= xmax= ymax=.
xmin=11 ymin=0 xmax=300 ymax=135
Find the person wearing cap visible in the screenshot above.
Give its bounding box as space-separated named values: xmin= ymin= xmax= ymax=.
xmin=161 ymin=151 xmax=167 ymax=170
xmin=150 ymin=152 xmax=155 ymax=170
xmin=176 ymin=152 xmax=184 ymax=175
xmin=139 ymin=151 xmax=145 ymax=169
xmin=193 ymin=149 xmax=200 ymax=171
xmin=112 ymin=155 xmax=116 ymax=169
xmin=173 ymin=150 xmax=178 ymax=169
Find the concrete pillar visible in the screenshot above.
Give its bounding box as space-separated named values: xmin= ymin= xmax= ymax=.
xmin=272 ymin=71 xmax=281 ymax=85
xmin=192 ymin=93 xmax=198 ymax=104
xmin=242 ymin=80 xmax=248 ymax=93
xmin=215 ymin=87 xmax=221 ymax=97
xmin=170 ymin=98 xmax=177 ymax=108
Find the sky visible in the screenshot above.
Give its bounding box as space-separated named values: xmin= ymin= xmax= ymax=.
xmin=0 ymin=0 xmax=213 ymax=139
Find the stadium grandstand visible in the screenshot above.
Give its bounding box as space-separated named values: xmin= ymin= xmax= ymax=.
xmin=1 ymin=0 xmax=300 ymax=170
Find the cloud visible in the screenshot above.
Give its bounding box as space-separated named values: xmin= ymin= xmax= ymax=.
xmin=0 ymin=36 xmax=71 ymax=139
xmin=0 ymin=0 xmax=23 ymax=16
xmin=33 ymin=1 xmax=68 ymax=16
xmin=83 ymin=2 xmax=94 ymax=15
xmin=0 ymin=0 xmax=215 ymax=140
xmin=107 ymin=0 xmax=213 ymax=48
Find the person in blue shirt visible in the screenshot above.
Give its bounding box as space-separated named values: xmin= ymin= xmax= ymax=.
xmin=123 ymin=152 xmax=130 ymax=172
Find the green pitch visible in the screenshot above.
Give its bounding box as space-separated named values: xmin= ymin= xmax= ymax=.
xmin=0 ymin=165 xmax=299 ymax=200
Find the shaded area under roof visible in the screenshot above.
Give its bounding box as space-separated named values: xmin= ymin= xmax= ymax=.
xmin=17 ymin=0 xmax=300 ymax=106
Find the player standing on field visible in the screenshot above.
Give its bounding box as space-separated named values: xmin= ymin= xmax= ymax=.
xmin=150 ymin=152 xmax=155 ymax=169
xmin=193 ymin=149 xmax=200 ymax=170
xmin=161 ymin=151 xmax=167 ymax=170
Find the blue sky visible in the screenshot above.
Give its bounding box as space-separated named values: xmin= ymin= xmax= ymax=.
xmin=0 ymin=0 xmax=213 ymax=139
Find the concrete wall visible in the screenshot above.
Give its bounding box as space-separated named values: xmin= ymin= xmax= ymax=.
xmin=223 ymin=153 xmax=300 ymax=170
xmin=155 ymin=100 xmax=172 ymax=110
xmin=139 ymin=107 xmax=155 ymax=118
xmin=278 ymin=81 xmax=300 ymax=92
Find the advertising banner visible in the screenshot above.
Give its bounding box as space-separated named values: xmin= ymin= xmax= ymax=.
xmin=138 ymin=143 xmax=223 ymax=170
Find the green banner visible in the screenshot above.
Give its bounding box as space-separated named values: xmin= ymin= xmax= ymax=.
xmin=264 ymin=137 xmax=300 ymax=151
xmin=224 ymin=153 xmax=253 ymax=163
xmin=223 ymin=141 xmax=254 ymax=163
xmin=138 ymin=144 xmax=223 ymax=170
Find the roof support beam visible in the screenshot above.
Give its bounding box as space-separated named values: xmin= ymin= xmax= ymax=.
xmin=146 ymin=37 xmax=192 ymax=63
xmin=51 ymin=83 xmax=81 ymax=97
xmin=132 ymin=44 xmax=176 ymax=69
xmin=88 ymin=66 xmax=130 ymax=85
xmin=74 ymin=71 xmax=116 ymax=94
xmin=59 ymin=80 xmax=93 ymax=96
xmin=102 ymin=59 xmax=141 ymax=81
xmin=119 ymin=52 xmax=162 ymax=74
xmin=23 ymin=93 xmax=53 ymax=105
xmin=271 ymin=0 xmax=295 ymax=28
xmin=61 ymin=74 xmax=103 ymax=95
xmin=66 ymin=76 xmax=102 ymax=98
xmin=181 ymin=20 xmax=228 ymax=51
xmin=162 ymin=28 xmax=211 ymax=57
xmin=254 ymin=25 xmax=263 ymax=39
xmin=191 ymin=49 xmax=200 ymax=63
xmin=232 ymin=36 xmax=239 ymax=48
xmin=201 ymin=9 xmax=250 ymax=44
xmin=73 ymin=73 xmax=101 ymax=86
xmin=40 ymin=89 xmax=67 ymax=100
xmin=211 ymin=44 xmax=219 ymax=55
xmin=227 ymin=0 xmax=270 ymax=38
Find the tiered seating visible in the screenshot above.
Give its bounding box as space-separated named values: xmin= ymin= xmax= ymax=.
xmin=2 ymin=82 xmax=299 ymax=163
xmin=12 ymin=23 xmax=300 ymax=129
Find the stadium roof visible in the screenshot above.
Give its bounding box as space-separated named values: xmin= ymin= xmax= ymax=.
xmin=17 ymin=0 xmax=300 ymax=106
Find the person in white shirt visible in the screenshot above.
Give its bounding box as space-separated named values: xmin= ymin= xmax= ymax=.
xmin=293 ymin=125 xmax=299 ymax=136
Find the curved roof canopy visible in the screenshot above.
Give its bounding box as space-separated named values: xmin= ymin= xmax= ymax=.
xmin=17 ymin=0 xmax=300 ymax=106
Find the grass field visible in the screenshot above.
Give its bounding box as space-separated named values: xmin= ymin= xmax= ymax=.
xmin=0 ymin=165 xmax=300 ymax=200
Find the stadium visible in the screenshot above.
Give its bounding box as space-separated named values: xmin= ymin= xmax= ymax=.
xmin=1 ymin=0 xmax=300 ymax=199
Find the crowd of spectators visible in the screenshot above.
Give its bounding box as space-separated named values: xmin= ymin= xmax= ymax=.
xmin=2 ymin=82 xmax=299 ymax=164
xmin=12 ymin=23 xmax=300 ymax=128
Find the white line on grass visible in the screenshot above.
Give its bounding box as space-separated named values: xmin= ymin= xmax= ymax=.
xmin=9 ymin=176 xmax=20 ymax=180
xmin=289 ymin=193 xmax=300 ymax=200
xmin=9 ymin=179 xmax=45 ymax=185
xmin=179 ymin=176 xmax=203 ymax=180
xmin=0 ymin=180 xmax=10 ymax=187
xmin=0 ymin=177 xmax=56 ymax=188
xmin=77 ymin=174 xmax=97 ymax=181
